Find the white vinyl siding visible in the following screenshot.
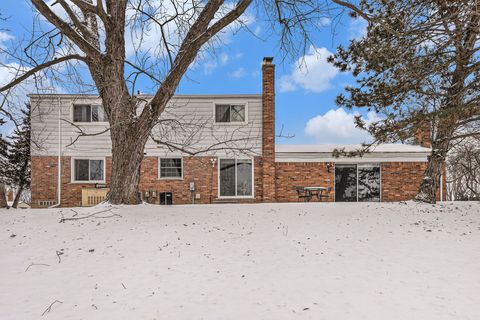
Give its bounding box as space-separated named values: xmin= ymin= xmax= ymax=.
xmin=30 ymin=95 xmax=262 ymax=157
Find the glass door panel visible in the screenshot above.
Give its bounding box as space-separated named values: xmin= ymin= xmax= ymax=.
xmin=219 ymin=159 xmax=236 ymax=196
xmin=335 ymin=165 xmax=357 ymax=202
xmin=236 ymin=159 xmax=252 ymax=196
xmin=358 ymin=165 xmax=381 ymax=202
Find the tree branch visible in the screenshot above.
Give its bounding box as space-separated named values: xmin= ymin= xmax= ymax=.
xmin=0 ymin=54 xmax=86 ymax=92
xmin=31 ymin=0 xmax=101 ymax=57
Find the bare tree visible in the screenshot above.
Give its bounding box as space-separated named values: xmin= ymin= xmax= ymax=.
xmin=447 ymin=122 xmax=480 ymax=201
xmin=0 ymin=0 xmax=330 ymax=204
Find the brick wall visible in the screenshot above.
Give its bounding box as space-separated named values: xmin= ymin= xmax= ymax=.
xmin=31 ymin=156 xmax=113 ymax=207
xmin=381 ymin=162 xmax=447 ymax=201
xmin=31 ymin=156 xmax=57 ymax=207
xmin=140 ymin=156 xmax=264 ymax=204
xmin=275 ymin=162 xmax=335 ymax=202
xmin=381 ymin=162 xmax=428 ymax=201
xmin=32 ymin=156 xmax=448 ymax=207
xmin=32 ymin=156 xmax=263 ymax=207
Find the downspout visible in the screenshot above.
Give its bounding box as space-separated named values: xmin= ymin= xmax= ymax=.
xmin=440 ymin=170 xmax=443 ymax=202
xmin=49 ymin=96 xmax=62 ymax=208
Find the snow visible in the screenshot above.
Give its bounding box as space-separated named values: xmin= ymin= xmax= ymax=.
xmin=1 ymin=202 xmax=479 ymax=320
xmin=276 ymin=143 xmax=431 ymax=153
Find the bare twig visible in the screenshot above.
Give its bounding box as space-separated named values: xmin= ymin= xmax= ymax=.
xmin=25 ymin=263 xmax=51 ymax=272
xmin=55 ymin=250 xmax=63 ymax=264
xmin=41 ymin=300 xmax=63 ymax=316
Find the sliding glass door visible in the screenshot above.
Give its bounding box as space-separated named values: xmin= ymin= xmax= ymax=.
xmin=219 ymin=159 xmax=253 ymax=197
xmin=335 ymin=164 xmax=381 ymax=202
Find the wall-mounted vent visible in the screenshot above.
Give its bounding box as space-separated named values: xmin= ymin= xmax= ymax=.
xmin=38 ymin=200 xmax=56 ymax=207
xmin=82 ymin=188 xmax=109 ymax=207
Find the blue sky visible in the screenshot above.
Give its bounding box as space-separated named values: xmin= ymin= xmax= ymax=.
xmin=0 ymin=1 xmax=374 ymax=145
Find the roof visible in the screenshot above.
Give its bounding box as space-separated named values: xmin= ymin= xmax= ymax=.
xmin=275 ymin=143 xmax=431 ymax=153
xmin=275 ymin=143 xmax=431 ymax=163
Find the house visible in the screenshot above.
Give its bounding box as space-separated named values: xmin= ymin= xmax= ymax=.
xmin=29 ymin=57 xmax=445 ymax=207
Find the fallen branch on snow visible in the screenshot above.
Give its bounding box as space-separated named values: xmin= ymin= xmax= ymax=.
xmin=59 ymin=208 xmax=121 ymax=223
xmin=25 ymin=263 xmax=51 ymax=272
xmin=41 ymin=300 xmax=62 ymax=316
xmin=56 ymin=250 xmax=63 ymax=264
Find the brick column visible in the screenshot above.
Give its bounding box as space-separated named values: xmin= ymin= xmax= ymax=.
xmin=262 ymin=57 xmax=276 ymax=202
xmin=414 ymin=122 xmax=431 ymax=148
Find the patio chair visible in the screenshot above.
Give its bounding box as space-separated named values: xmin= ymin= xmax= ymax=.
xmin=295 ymin=186 xmax=312 ymax=202
xmin=317 ymin=187 xmax=333 ymax=201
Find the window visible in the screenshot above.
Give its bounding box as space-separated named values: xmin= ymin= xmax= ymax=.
xmin=215 ymin=104 xmax=246 ymax=123
xmin=73 ymin=104 xmax=108 ymax=122
xmin=159 ymin=158 xmax=183 ymax=179
xmin=219 ymin=159 xmax=253 ymax=197
xmin=73 ymin=159 xmax=105 ymax=182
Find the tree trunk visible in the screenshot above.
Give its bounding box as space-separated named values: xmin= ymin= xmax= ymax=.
xmin=12 ymin=186 xmax=23 ymax=209
xmin=107 ymin=122 xmax=151 ymax=205
xmin=0 ymin=184 xmax=8 ymax=209
xmin=415 ymin=151 xmax=445 ymax=204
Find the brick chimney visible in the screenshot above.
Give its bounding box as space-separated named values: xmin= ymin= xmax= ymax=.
xmin=262 ymin=57 xmax=276 ymax=202
xmin=414 ymin=122 xmax=432 ymax=148
xmin=7 ymin=190 xmax=13 ymax=202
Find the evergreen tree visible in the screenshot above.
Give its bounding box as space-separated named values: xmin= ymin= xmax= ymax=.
xmin=0 ymin=118 xmax=8 ymax=208
xmin=6 ymin=105 xmax=31 ymax=208
xmin=330 ymin=0 xmax=480 ymax=203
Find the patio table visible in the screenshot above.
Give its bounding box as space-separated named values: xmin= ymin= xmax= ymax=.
xmin=304 ymin=187 xmax=328 ymax=200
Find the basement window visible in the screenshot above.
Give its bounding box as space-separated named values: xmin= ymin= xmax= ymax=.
xmin=215 ymin=104 xmax=246 ymax=123
xmin=73 ymin=104 xmax=108 ymax=123
xmin=159 ymin=158 xmax=183 ymax=179
xmin=73 ymin=158 xmax=105 ymax=183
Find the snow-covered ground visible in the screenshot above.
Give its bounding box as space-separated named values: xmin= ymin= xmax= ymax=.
xmin=1 ymin=202 xmax=479 ymax=320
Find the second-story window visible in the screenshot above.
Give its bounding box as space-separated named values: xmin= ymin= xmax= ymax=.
xmin=73 ymin=104 xmax=108 ymax=123
xmin=215 ymin=104 xmax=246 ymax=123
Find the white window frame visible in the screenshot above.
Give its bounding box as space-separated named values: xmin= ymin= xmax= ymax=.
xmin=71 ymin=103 xmax=108 ymax=124
xmin=71 ymin=157 xmax=106 ymax=184
xmin=333 ymin=163 xmax=382 ymax=202
xmin=158 ymin=157 xmax=184 ymax=180
xmin=217 ymin=157 xmax=255 ymax=199
xmin=213 ymin=102 xmax=249 ymax=125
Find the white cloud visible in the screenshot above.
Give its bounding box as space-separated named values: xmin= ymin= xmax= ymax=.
xmin=319 ymin=17 xmax=331 ymax=27
xmin=203 ymin=60 xmax=218 ymax=75
xmin=349 ymin=18 xmax=368 ymax=40
xmin=279 ymin=46 xmax=339 ymax=93
xmin=219 ymin=53 xmax=229 ymax=64
xmin=201 ymin=52 xmax=243 ymax=75
xmin=0 ymin=32 xmax=14 ymax=43
xmin=230 ymin=67 xmax=247 ymax=78
xmin=305 ymin=108 xmax=380 ymax=144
